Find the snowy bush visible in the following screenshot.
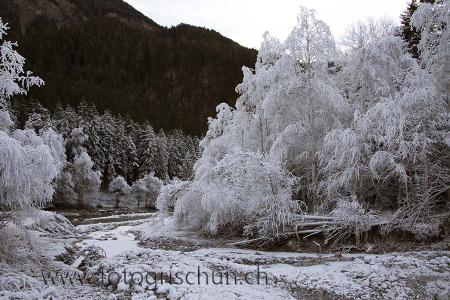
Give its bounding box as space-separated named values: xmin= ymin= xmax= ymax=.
xmin=23 ymin=211 xmax=74 ymax=236
xmin=175 ymin=152 xmax=302 ymax=238
xmin=156 ymin=178 xmax=190 ymax=214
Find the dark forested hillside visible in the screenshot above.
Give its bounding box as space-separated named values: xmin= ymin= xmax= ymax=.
xmin=0 ymin=0 xmax=257 ymax=134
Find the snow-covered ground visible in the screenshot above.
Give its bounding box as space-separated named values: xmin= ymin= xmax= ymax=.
xmin=1 ymin=212 xmax=449 ymax=300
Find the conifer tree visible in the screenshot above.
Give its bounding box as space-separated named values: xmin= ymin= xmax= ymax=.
xmin=400 ymin=0 xmax=437 ymax=59
xmin=401 ymin=0 xmax=421 ymax=59
xmin=137 ymin=121 xmax=157 ymax=177
xmin=153 ymin=129 xmax=169 ymax=181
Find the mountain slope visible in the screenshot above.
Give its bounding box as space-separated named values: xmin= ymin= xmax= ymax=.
xmin=0 ymin=0 xmax=257 ymax=134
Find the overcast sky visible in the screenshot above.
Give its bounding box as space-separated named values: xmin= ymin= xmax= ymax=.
xmin=124 ymin=0 xmax=409 ymax=49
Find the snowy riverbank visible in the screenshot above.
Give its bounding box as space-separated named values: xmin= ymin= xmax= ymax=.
xmin=1 ymin=212 xmax=449 ymax=300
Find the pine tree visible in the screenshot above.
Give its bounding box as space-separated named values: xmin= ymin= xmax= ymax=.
xmin=125 ymin=118 xmax=140 ymax=182
xmin=137 ymin=121 xmax=157 ymax=177
xmin=167 ymin=130 xmax=188 ymax=178
xmin=153 ymin=129 xmax=169 ymax=181
xmin=400 ymin=0 xmax=421 ymax=59
xmin=53 ymin=105 xmax=80 ymax=140
xmin=82 ymin=104 xmax=104 ymax=172
xmin=123 ymin=133 xmax=139 ymax=182
xmin=98 ymin=110 xmax=117 ymax=189
xmin=400 ymin=0 xmax=437 ymax=59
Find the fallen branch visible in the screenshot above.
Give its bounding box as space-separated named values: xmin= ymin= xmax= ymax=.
xmin=227 ymin=237 xmax=265 ymax=246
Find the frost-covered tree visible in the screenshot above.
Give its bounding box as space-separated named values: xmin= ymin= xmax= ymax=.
xmin=342 ymin=17 xmax=396 ymax=51
xmin=337 ymin=36 xmax=409 ymax=113
xmin=141 ymin=173 xmax=163 ymax=208
xmin=166 ymin=130 xmax=199 ymax=179
xmin=72 ymin=151 xmax=101 ymax=208
xmin=52 ymin=104 xmax=80 ymax=140
xmin=258 ymin=7 xmax=346 ymax=205
xmin=320 ymin=40 xmax=449 ymax=224
xmin=0 ymin=20 xmax=43 ymax=111
xmin=56 ymin=128 xmax=101 ymax=207
xmin=170 ymin=7 xmax=349 ymax=237
xmin=175 ymin=152 xmax=301 ymax=238
xmin=412 ymin=0 xmax=450 ymax=100
xmin=41 ymin=128 xmax=66 ymax=175
xmin=164 ymin=5 xmax=450 ymax=241
xmin=131 ymin=173 xmax=163 ymax=209
xmin=0 ymin=132 xmax=58 ymax=225
xmin=131 ymin=178 xmax=148 ymax=209
xmin=318 ymin=2 xmax=450 ymax=226
xmin=0 ymin=18 xmax=60 ymax=226
xmin=109 ymin=176 xmax=131 ymax=208
xmin=24 ymin=103 xmax=52 ymax=133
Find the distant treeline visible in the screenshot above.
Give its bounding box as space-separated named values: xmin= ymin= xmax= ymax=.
xmin=14 ymin=99 xmax=200 ymax=190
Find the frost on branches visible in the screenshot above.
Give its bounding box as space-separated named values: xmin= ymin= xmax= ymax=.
xmin=320 ymin=37 xmax=449 ymax=227
xmin=131 ymin=173 xmax=163 ymax=209
xmin=156 ymin=178 xmax=191 ymax=214
xmin=54 ymin=127 xmax=101 ymax=208
xmin=163 ymin=5 xmax=450 ymax=241
xmin=109 ymin=176 xmax=130 ymax=208
xmin=174 ymin=152 xmax=301 ymax=238
xmin=0 ymin=18 xmax=60 ymax=227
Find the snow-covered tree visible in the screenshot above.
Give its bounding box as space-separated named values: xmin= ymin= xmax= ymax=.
xmin=140 ymin=173 xmax=163 ymax=208
xmin=169 ymin=7 xmax=349 ymax=237
xmin=24 ymin=103 xmax=52 ymax=133
xmin=342 ymin=17 xmax=396 ymax=51
xmin=320 ymin=38 xmax=449 ymax=225
xmin=109 ymin=176 xmax=131 ymax=208
xmin=0 ymin=132 xmax=58 ymax=225
xmin=0 ymin=19 xmax=43 ymax=110
xmin=175 ymin=152 xmax=301 ymax=238
xmin=0 ymin=18 xmax=59 ymax=226
xmin=412 ymin=0 xmax=450 ymax=100
xmin=56 ymin=128 xmax=101 ymax=207
xmin=53 ymin=171 xmax=77 ymax=207
xmin=137 ymin=122 xmax=157 ymax=177
xmin=131 ymin=178 xmax=148 ymax=209
xmin=130 ymin=173 xmax=163 ymax=209
xmin=72 ymin=151 xmax=101 ymax=208
xmin=251 ymin=7 xmax=346 ymax=205
xmin=41 ymin=128 xmax=66 ymax=175
xmin=152 ymin=129 xmax=169 ymax=181
xmin=337 ymin=36 xmax=409 ymax=113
